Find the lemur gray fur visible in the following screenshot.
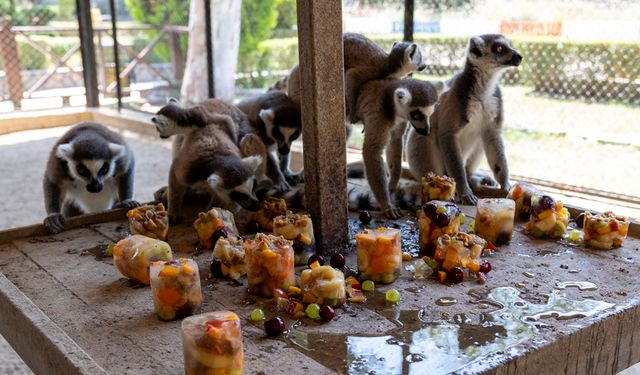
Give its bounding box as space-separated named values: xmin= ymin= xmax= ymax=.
xmin=356 ymin=77 xmax=441 ymax=218
xmin=43 ymin=122 xmax=139 ymax=234
xmin=406 ymin=34 xmax=522 ymax=205
xmin=287 ymin=32 xmax=426 ymax=124
xmin=236 ymin=91 xmax=302 ymax=188
xmin=151 ymin=99 xmax=265 ymax=222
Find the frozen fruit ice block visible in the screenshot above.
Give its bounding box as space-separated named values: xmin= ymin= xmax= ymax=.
xmin=252 ymin=197 xmax=287 ymax=231
xmin=356 ymin=227 xmax=402 ymax=284
xmin=245 ymin=233 xmax=295 ymax=297
xmin=421 ymin=172 xmax=456 ymax=204
xmin=300 ymin=265 xmax=346 ymax=306
xmin=583 ymin=211 xmax=629 ymax=250
xmin=434 ymin=232 xmax=486 ymax=272
xmin=475 ymin=198 xmax=515 ymax=245
xmin=150 ymin=258 xmax=202 ymax=321
xmin=127 ymin=203 xmax=169 ymax=240
xmin=182 ymin=311 xmax=243 ymax=375
xmin=507 ymin=182 xmax=541 ymax=221
xmin=113 ymin=235 xmax=173 ymax=285
xmin=525 ymin=195 xmax=569 ymax=239
xmin=212 ymin=236 xmax=246 ymax=281
xmin=273 ymin=213 xmax=316 ymax=266
xmin=418 ymin=200 xmax=463 ymax=254
xmin=193 ymin=208 xmax=238 ymax=249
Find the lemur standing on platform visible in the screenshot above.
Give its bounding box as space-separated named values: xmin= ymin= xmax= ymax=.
xmin=43 ymin=122 xmax=139 ymax=234
xmin=407 ymin=34 xmax=522 ymax=205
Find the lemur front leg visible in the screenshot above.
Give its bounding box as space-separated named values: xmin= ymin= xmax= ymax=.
xmin=167 ymin=164 xmax=187 ymax=224
xmin=386 ymin=121 xmax=408 ymax=193
xmin=43 ymin=176 xmax=65 ymax=234
xmin=466 ymin=143 xmax=498 ymax=191
xmin=266 ymin=150 xmax=291 ymax=193
xmin=482 ymin=122 xmax=511 ymax=192
xmin=440 ymin=133 xmax=478 ymax=205
xmin=279 ymin=152 xmax=303 ymax=185
xmin=363 ymin=127 xmax=402 ymax=218
xmin=114 ymin=159 xmax=140 ymax=209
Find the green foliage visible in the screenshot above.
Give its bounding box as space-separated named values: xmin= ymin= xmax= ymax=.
xmin=16 ymin=36 xmax=80 ymax=70
xmin=240 ymin=0 xmax=279 ymax=56
xmin=124 ymin=0 xmax=189 ymax=25
xmin=56 ymin=0 xmax=76 ymax=20
xmin=0 ymin=1 xmax=56 ymax=26
xmin=275 ymin=0 xmax=296 ymax=30
xmin=418 ymin=0 xmax=472 ymax=13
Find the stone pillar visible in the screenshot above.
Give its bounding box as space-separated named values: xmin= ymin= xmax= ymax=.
xmin=296 ymin=0 xmax=349 ymax=255
xmin=180 ymin=0 xmax=241 ymax=102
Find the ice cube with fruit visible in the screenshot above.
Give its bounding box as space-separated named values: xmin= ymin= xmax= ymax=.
xmin=421 ymin=172 xmax=456 ymax=203
xmin=525 ymin=195 xmax=569 ymax=239
xmin=300 ymin=264 xmax=346 ymax=306
xmin=245 ymin=233 xmax=296 ymax=297
xmin=434 ymin=232 xmax=486 ymax=273
xmin=475 ymin=198 xmax=515 ymax=245
xmin=181 ymin=311 xmax=243 ymax=375
xmin=583 ymin=211 xmax=629 ymax=250
xmin=127 ymin=203 xmax=169 ymax=240
xmin=507 ymin=182 xmax=541 ymax=221
xmin=212 ymin=236 xmax=246 ymax=281
xmin=150 ymin=258 xmax=202 ymax=321
xmin=252 ymin=197 xmax=288 ymax=231
xmin=418 ymin=200 xmax=463 ymax=253
xmin=355 ymin=227 xmax=402 ymax=284
xmin=193 ymin=207 xmax=238 ymax=249
xmin=112 ymin=235 xmax=173 ymax=285
xmin=273 ymin=212 xmax=316 ymax=266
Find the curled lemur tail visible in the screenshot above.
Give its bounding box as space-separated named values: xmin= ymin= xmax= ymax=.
xmin=347 ymin=161 xmax=417 ymax=181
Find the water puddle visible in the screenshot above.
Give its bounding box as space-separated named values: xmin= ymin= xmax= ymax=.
xmin=79 ymin=244 xmax=110 ymax=261
xmin=287 ymin=286 xmax=614 ymax=374
xmin=554 ymin=281 xmax=597 ymax=291
xmin=435 ymin=297 xmax=457 ymax=306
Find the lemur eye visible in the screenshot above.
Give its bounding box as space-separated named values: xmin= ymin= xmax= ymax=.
xmin=272 ymin=127 xmax=284 ymax=141
xmin=290 ymin=131 xmax=300 ymax=141
xmin=230 ymin=192 xmax=250 ymax=202
xmin=494 ymin=44 xmax=504 ymax=54
xmin=98 ymin=163 xmax=109 ymax=176
xmin=76 ymin=163 xmax=90 ymax=177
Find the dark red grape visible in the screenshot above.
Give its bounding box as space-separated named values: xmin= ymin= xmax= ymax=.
xmin=435 ymin=212 xmax=450 ymax=227
xmin=447 ymin=267 xmax=464 ymax=283
xmin=422 ymin=202 xmax=437 ymax=218
xmin=210 ymin=259 xmax=223 ymax=277
xmin=496 ymin=231 xmax=511 ymax=244
xmin=245 ymin=220 xmax=261 ymax=233
xmin=307 ymin=254 xmax=325 ymax=268
xmin=576 ymin=212 xmax=586 ymax=228
xmin=479 ymin=261 xmax=492 ymax=274
xmin=211 ymin=227 xmax=229 ymax=244
xmin=359 ymin=210 xmax=372 ymax=224
xmin=292 ymin=241 xmax=304 ymax=252
xmin=319 ymin=305 xmax=335 ymax=322
xmin=264 ymin=317 xmax=286 ymax=336
xmin=536 ymin=195 xmax=555 ymax=212
xmin=330 ymin=253 xmax=346 ymax=269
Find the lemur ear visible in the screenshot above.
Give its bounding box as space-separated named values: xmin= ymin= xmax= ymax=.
xmin=167 ymin=97 xmax=180 ymax=105
xmin=108 ymin=143 xmax=126 ymax=160
xmin=407 ymin=43 xmax=417 ymax=60
xmin=207 ymin=173 xmax=222 ymax=188
xmin=432 ymin=81 xmax=446 ymax=96
xmin=469 ymin=36 xmax=483 ymax=57
xmin=394 ymin=87 xmax=411 ymax=106
xmin=258 ymin=109 xmax=275 ymax=125
xmin=56 ymin=143 xmax=73 ymax=160
xmin=392 ymin=41 xmax=399 ymax=48
xmin=241 ymin=155 xmax=263 ymax=172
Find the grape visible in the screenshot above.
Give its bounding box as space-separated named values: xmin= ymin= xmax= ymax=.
xmin=362 ymin=280 xmax=375 ymax=292
xmin=319 ymin=305 xmax=335 ymax=322
xmin=264 ymin=317 xmax=286 ymax=336
xmin=330 ymin=253 xmax=346 ymax=269
xmin=448 ymin=267 xmax=464 ymax=283
xmin=536 ymin=195 xmax=555 ymax=212
xmin=479 ymin=261 xmax=492 ymax=274
xmin=305 ymin=303 xmax=321 ymax=319
xmin=459 ymin=213 xmax=466 ymax=224
xmin=575 ymin=213 xmax=586 ymax=228
xmin=385 ymin=289 xmax=401 ymax=303
xmin=359 ymin=210 xmax=372 ymax=224
xmin=292 ymin=241 xmax=304 ymax=252
xmin=469 ymin=220 xmax=476 ymax=232
xmin=307 ymin=254 xmax=325 ymax=268
xmin=246 ymin=220 xmax=261 ymax=233
xmin=211 ymin=227 xmax=229 ymax=244
xmin=210 ymin=259 xmax=223 ymax=277
xmin=436 ymin=206 xmax=446 ymax=214
xmin=250 ymin=308 xmax=265 ymax=322
xmin=422 ymin=202 xmax=437 ymax=218
xmin=568 ymin=229 xmax=583 ymax=244
xmin=435 ymin=213 xmax=450 ymax=227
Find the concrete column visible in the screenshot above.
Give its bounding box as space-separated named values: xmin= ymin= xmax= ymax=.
xmin=296 ymin=0 xmax=349 ymax=255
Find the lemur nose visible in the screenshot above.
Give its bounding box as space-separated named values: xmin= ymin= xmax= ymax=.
xmin=151 ymin=117 xmax=158 ymax=124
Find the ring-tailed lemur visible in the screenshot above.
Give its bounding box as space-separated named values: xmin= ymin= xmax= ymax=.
xmin=43 ymin=122 xmax=139 ymax=233
xmin=152 ymin=99 xmax=266 ymax=222
xmin=236 ymin=91 xmax=302 ymax=188
xmin=287 ymin=32 xmax=426 ymax=124
xmin=407 ymin=34 xmax=522 ymax=205
xmin=355 ymin=77 xmax=441 ymax=219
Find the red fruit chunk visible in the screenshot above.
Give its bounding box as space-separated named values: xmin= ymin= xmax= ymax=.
xmin=448 ymin=267 xmax=464 ymax=284
xmin=319 ymin=305 xmax=335 ymax=322
xmin=479 ymin=261 xmax=492 ymax=274
xmin=330 ymin=253 xmax=346 ymax=269
xmin=264 ymin=317 xmax=286 ymax=336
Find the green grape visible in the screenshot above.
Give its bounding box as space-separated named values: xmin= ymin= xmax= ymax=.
xmin=460 ymin=213 xmax=466 ymax=224
xmin=250 ymin=308 xmax=265 ymax=322
xmin=386 ymin=289 xmax=401 ymax=303
xmin=305 ymin=303 xmax=321 ymax=319
xmin=436 ymin=206 xmax=446 ymax=214
xmin=469 ymin=219 xmax=476 ymax=232
xmin=362 ymin=280 xmax=375 ymax=292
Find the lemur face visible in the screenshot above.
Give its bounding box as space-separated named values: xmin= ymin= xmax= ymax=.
xmin=151 ymin=98 xmax=186 ymax=139
xmin=207 ymin=156 xmax=263 ymax=212
xmin=468 ymin=34 xmax=523 ymax=70
xmin=56 ymin=142 xmax=125 ymax=193
xmin=390 ymin=41 xmax=427 ymax=77
xmin=393 ymin=81 xmax=439 ymax=136
xmin=259 ymin=108 xmax=301 ymax=155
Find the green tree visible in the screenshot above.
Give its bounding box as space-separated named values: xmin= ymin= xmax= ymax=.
xmin=124 ymin=0 xmax=189 ymax=25
xmin=240 ymin=0 xmax=278 ymax=56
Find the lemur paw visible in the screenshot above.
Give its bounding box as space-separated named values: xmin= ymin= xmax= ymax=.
xmin=115 ymin=199 xmax=140 ymax=210
xmin=469 ymin=172 xmax=498 ymax=190
xmin=273 ymin=180 xmax=291 ymax=194
xmin=457 ymin=191 xmax=478 ymax=206
xmin=153 ymin=186 xmax=168 ymax=204
xmin=501 ymin=181 xmax=512 ymax=193
xmin=44 ymin=213 xmax=65 ymax=234
xmin=383 ymin=206 xmax=403 ymax=219
xmin=284 ymin=172 xmax=304 ymax=186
